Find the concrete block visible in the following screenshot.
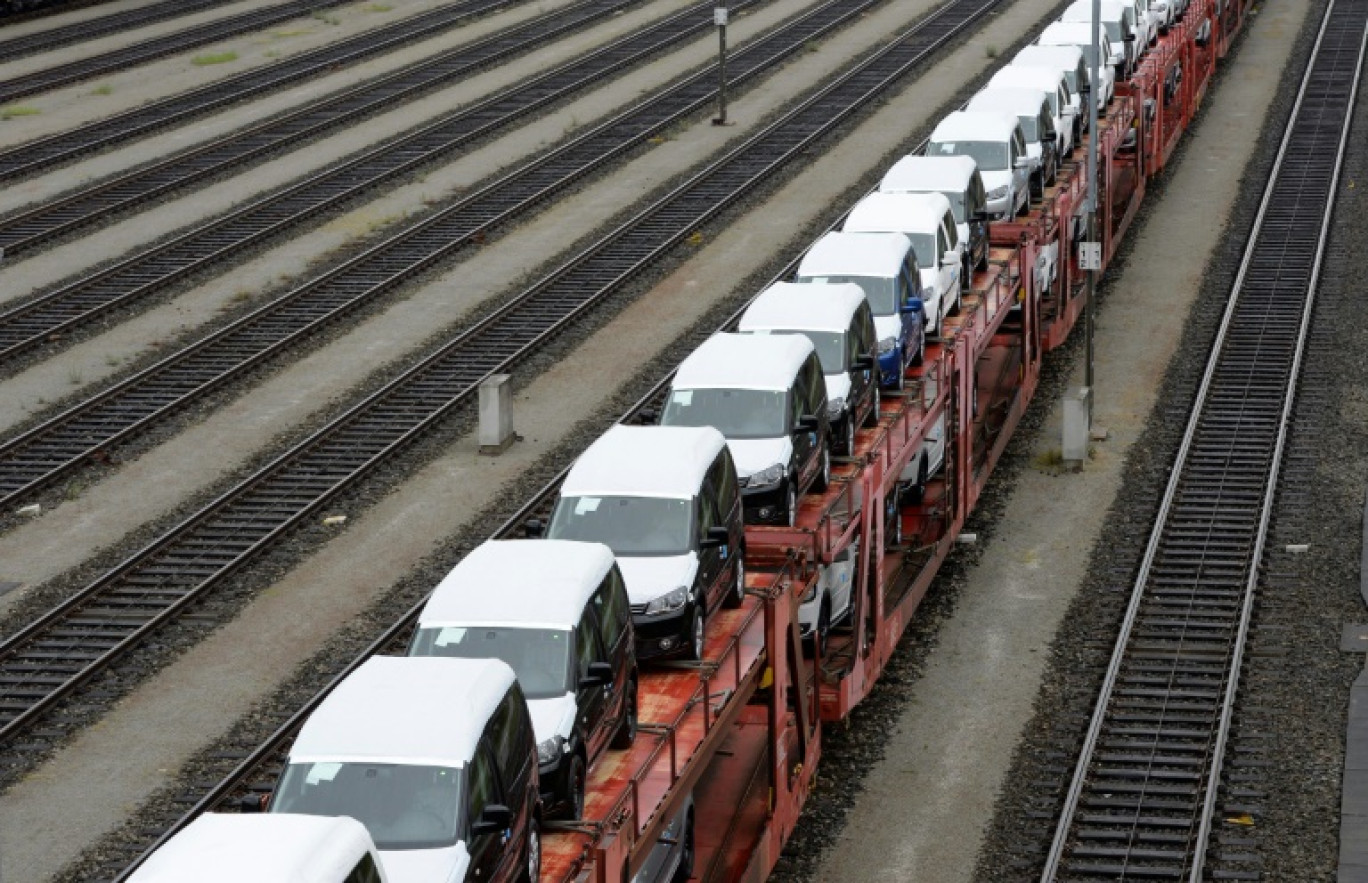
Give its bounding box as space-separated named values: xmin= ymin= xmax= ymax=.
xmin=479 ymin=374 xmax=515 ymax=455
xmin=1062 ymin=386 xmax=1092 ymax=463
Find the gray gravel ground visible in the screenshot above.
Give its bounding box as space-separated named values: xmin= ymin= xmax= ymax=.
xmin=0 ymin=0 xmax=1026 ymax=807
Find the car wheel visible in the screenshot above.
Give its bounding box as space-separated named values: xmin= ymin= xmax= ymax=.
xmin=686 ymin=602 xmax=706 ymax=661
xmin=885 ymin=493 xmax=903 ymax=550
xmin=813 ymin=443 xmax=831 ymax=492
xmin=904 ymin=455 xmax=928 ymax=505
xmin=611 ymin=679 xmax=637 ymax=748
xmin=784 ymin=481 xmax=798 ymax=527
xmin=842 ymin=415 xmax=856 ymax=456
xmin=865 ymin=385 xmax=881 ymax=427
xmin=724 ymin=553 xmax=746 ymax=608
xmin=566 ymin=754 xmax=586 ymax=820
xmin=814 ymin=599 xmax=831 ymax=657
xmin=520 ymin=819 xmax=541 ymax=883
xmin=894 ymin=357 xmax=907 ymax=390
xmin=911 ymin=328 xmax=925 ymax=367
xmin=671 ymin=810 xmax=696 ymax=883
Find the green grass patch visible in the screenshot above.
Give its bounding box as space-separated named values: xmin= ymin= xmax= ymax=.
xmin=190 ymin=51 xmax=238 ymax=66
xmin=0 ymin=105 xmax=40 ymax=119
xmin=363 ymin=2 xmax=394 ymax=10
xmin=91 ymin=84 xmax=113 ymax=96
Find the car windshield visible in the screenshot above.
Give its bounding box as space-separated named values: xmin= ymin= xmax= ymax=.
xmin=1103 ymin=21 xmax=1121 ymax=42
xmin=796 ymin=273 xmax=899 ymax=316
xmin=548 ymin=495 xmax=693 ymax=556
xmin=929 ymin=139 xmax=1009 ymax=171
xmin=410 ymin=626 xmax=571 ymax=699
xmin=940 ymin=190 xmax=966 ymax=221
xmin=662 ymin=387 xmax=788 ymax=439
xmin=272 ymin=762 xmax=464 ymax=851
xmin=1017 ymin=114 xmax=1039 ymax=140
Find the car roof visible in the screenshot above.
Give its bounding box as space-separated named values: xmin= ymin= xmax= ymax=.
xmin=1014 ymin=43 xmax=1084 ymax=68
xmin=796 ymin=230 xmax=914 ymax=279
xmin=738 ymin=282 xmax=866 ymax=335
xmin=930 ymin=110 xmax=1021 ymax=144
xmin=560 ymin=424 xmax=726 ymax=500
xmin=843 ymin=191 xmax=952 ymax=238
xmin=289 ymin=656 xmax=514 ymax=767
xmin=130 ymin=814 xmax=379 ymax=883
xmin=673 ymin=332 xmax=814 ymax=393
xmin=418 ymin=540 xmax=616 ymax=630
xmin=1061 ymin=0 xmax=1127 ymax=22
xmin=990 ymin=64 xmax=1066 ymax=93
xmin=967 ymin=87 xmax=1051 ymax=119
xmin=879 ymin=154 xmax=979 ymax=193
xmin=1038 ymin=20 xmax=1109 ymax=44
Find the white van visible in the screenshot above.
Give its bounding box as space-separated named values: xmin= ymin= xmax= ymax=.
xmin=1013 ymin=44 xmax=1091 ymax=135
xmin=928 ymin=111 xmax=1032 ymax=219
xmin=965 ymin=87 xmax=1059 ymax=196
xmin=842 ymin=191 xmax=963 ymax=335
xmin=737 ymin=281 xmax=880 ymax=457
xmin=878 ymin=154 xmax=990 ymax=275
xmin=1060 ymin=0 xmax=1139 ymax=74
xmin=270 ymin=656 xmax=541 ymax=883
xmin=410 ymin=540 xmax=636 ymax=821
xmin=988 ymin=64 xmax=1076 ymax=155
xmin=129 ymin=814 xmax=387 ymax=883
xmin=1036 ymin=22 xmax=1119 ymax=108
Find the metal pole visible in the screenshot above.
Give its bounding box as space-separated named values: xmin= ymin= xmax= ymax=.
xmin=713 ymin=5 xmax=729 ymax=125
xmin=1085 ymin=0 xmax=1100 ymax=398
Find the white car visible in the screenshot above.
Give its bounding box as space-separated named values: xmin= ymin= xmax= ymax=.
xmin=1014 ymin=44 xmax=1091 ymax=136
xmin=879 ymin=154 xmax=991 ymax=275
xmin=988 ymin=64 xmax=1077 ymax=156
xmin=1036 ymin=21 xmax=1120 ymax=109
xmin=129 ymin=814 xmax=388 ymax=883
xmin=928 ymin=111 xmax=1032 ymax=220
xmin=965 ymin=87 xmax=1059 ymax=194
xmin=799 ymin=540 xmax=858 ymax=648
xmin=1061 ymin=0 xmax=1141 ymax=74
xmin=842 ymin=191 xmax=963 ymax=335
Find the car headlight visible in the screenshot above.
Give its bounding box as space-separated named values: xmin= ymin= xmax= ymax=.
xmin=643 ymin=586 xmax=689 ymax=616
xmin=826 ymin=396 xmax=846 ymax=419
xmin=748 ymin=463 xmax=785 ymax=489
xmin=876 ymin=336 xmax=897 ymax=355
xmin=986 ymin=185 xmax=1009 ymax=200
xmin=537 ymin=736 xmax=566 ymax=765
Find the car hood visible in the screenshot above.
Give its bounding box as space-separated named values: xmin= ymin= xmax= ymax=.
xmin=874 ymin=313 xmax=904 ymax=343
xmin=919 ymin=267 xmax=937 ymax=294
xmin=728 ymin=436 xmax=793 ymax=479
xmin=980 ymin=168 xmax=1012 ymax=192
xmin=527 ymin=692 xmax=577 ymax=743
xmin=380 ymin=843 xmax=470 ymax=883
xmin=617 ymin=553 xmax=699 ymax=605
xmin=825 ymin=371 xmax=851 ymax=402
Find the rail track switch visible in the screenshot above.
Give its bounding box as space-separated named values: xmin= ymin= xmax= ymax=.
xmin=479 ymin=374 xmax=516 ymax=455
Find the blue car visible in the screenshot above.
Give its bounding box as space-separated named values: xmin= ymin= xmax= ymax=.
xmin=795 ymin=230 xmax=927 ymax=390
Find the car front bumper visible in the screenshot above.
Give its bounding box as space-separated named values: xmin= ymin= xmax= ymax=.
xmin=741 ymin=481 xmax=788 ymax=524
xmin=632 ymin=604 xmax=694 ymax=659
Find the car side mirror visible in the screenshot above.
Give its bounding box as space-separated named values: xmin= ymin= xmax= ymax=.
xmin=971 ymin=209 xmax=992 ymax=223
xmin=580 ymin=660 xmax=614 ymax=689
xmin=797 ymin=414 xmax=820 ymax=431
xmin=1042 ymin=131 xmax=1058 ymax=142
xmin=1014 ymin=156 xmax=1032 ymax=169
xmin=472 ymin=804 xmax=515 ymax=837
xmin=701 ymin=525 xmax=730 ymax=549
xmin=239 ymin=792 xmax=268 ymax=813
xmin=941 ymin=250 xmax=958 ymax=266
xmin=1123 ymin=33 xmax=1137 ymax=42
xmin=1110 ymin=52 xmax=1125 ymax=64
xmin=852 ymin=354 xmax=875 ymax=371
xmin=523 ymin=518 xmax=544 ymax=538
xmin=904 ymin=296 xmax=924 ymax=315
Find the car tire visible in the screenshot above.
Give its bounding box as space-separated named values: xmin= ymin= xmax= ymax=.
xmin=611 ymin=679 xmax=638 ymax=749
xmin=565 ymin=754 xmax=586 ymax=821
xmin=724 ymin=554 xmax=746 ymax=608
xmin=813 ymin=443 xmax=831 ymax=492
xmin=519 ymin=819 xmax=541 ymax=883
xmin=814 ymin=598 xmax=831 ymax=657
xmin=686 ymin=602 xmax=706 ymax=661
xmin=911 ymin=328 xmax=925 ymax=367
xmin=885 ymin=493 xmax=903 ymax=550
xmin=865 ymin=385 xmax=881 ymax=427
xmin=671 ymin=810 xmax=696 ymax=883
xmin=784 ymin=481 xmax=798 ymax=527
xmin=894 ymin=357 xmax=907 ymax=390
xmin=904 ymin=455 xmax=928 ymax=505
xmin=842 ymin=415 xmax=856 ymax=456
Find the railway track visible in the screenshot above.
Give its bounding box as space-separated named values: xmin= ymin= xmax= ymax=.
xmin=0 ymin=0 xmax=1000 ymax=785
xmin=1038 ymin=0 xmax=1368 ymax=878
xmin=0 ymin=0 xmax=530 ymax=181
xmin=0 ymin=0 xmax=651 ymax=258
xmin=0 ymin=0 xmax=364 ymax=104
xmin=0 ymin=0 xmax=230 ymax=62
xmin=0 ymin=0 xmax=857 ymax=503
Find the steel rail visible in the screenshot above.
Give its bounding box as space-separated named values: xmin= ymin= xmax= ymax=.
xmin=1037 ymin=0 xmax=1368 ymax=877
xmin=0 ymin=0 xmax=228 ymax=61
xmin=0 ymin=0 xmax=648 ymax=257
xmin=0 ymin=0 xmax=530 ymax=180
xmin=0 ymin=0 xmax=361 ymax=104
xmin=109 ymin=114 xmax=888 ymax=883
xmin=0 ymin=0 xmax=999 ymax=767
xmin=0 ymin=0 xmax=846 ymax=506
